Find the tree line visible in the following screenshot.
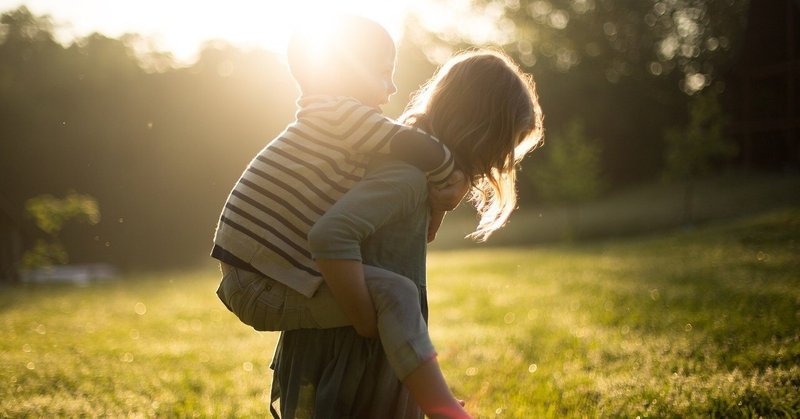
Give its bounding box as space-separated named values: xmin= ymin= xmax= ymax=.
xmin=0 ymin=4 xmax=747 ymax=271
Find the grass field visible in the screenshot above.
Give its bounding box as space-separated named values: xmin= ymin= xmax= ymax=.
xmin=1 ymin=207 xmax=798 ymax=417
xmin=432 ymin=172 xmax=800 ymax=249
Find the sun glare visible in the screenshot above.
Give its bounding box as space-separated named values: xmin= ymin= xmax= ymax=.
xmin=2 ymin=0 xmax=413 ymax=64
xmin=225 ymin=1 xmax=411 ymax=59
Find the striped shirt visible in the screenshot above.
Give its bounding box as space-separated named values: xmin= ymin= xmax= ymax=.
xmin=212 ymin=95 xmax=454 ymax=297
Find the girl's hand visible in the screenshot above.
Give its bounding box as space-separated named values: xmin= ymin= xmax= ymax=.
xmin=427 ymin=210 xmax=446 ymax=243
xmin=429 ymin=170 xmax=470 ymax=211
xmin=427 ymin=170 xmax=470 ymax=242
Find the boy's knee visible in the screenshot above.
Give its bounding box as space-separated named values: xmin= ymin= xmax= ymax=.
xmin=365 ymin=269 xmax=419 ymax=307
xmin=388 ymin=275 xmax=419 ymax=302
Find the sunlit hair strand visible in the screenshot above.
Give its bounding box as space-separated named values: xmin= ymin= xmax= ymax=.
xmin=401 ymin=50 xmax=544 ymax=241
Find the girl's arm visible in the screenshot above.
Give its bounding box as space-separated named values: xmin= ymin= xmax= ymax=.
xmin=427 ymin=170 xmax=470 ymax=242
xmin=314 ymin=259 xmax=377 ymax=338
xmin=307 ymin=161 xmax=428 ymax=338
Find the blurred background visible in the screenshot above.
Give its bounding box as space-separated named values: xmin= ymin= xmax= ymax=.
xmin=0 ymin=0 xmax=797 ymax=278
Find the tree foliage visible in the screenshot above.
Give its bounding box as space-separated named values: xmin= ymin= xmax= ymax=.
xmin=663 ymin=88 xmax=735 ymax=180
xmin=662 ymin=88 xmax=736 ymax=224
xmin=0 ymin=5 xmax=749 ymax=270
xmin=25 ymin=192 xmax=100 ymax=236
xmin=410 ymin=0 xmax=749 ymax=93
xmin=408 ymin=0 xmax=750 ymax=185
xmin=22 ymin=192 xmax=100 ymax=268
xmin=530 ymin=118 xmax=604 ymax=205
xmin=0 ymin=7 xmax=298 ymax=270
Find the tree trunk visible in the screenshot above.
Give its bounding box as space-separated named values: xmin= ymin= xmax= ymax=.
xmin=563 ymin=206 xmax=579 ymax=242
xmin=683 ymin=179 xmax=694 ymax=227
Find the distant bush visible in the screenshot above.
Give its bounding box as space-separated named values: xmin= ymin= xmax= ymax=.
xmin=528 ymin=118 xmax=604 ymax=239
xmin=22 ymin=191 xmax=100 ymax=268
xmin=530 ymin=118 xmax=604 ymax=206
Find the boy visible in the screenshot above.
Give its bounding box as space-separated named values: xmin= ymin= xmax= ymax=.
xmin=212 ymin=14 xmax=470 ymax=418
xmin=213 ymin=16 xmax=459 ymax=300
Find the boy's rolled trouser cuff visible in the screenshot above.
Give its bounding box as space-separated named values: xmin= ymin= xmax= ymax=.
xmin=386 ymin=331 xmax=437 ymax=381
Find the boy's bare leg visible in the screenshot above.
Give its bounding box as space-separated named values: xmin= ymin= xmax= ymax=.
xmin=403 ymin=357 xmax=471 ymax=419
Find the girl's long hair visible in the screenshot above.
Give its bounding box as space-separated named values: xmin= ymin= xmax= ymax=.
xmin=401 ymin=50 xmax=544 ymax=241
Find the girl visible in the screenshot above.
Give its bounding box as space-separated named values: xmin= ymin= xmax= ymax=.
xmin=271 ymin=50 xmax=544 ymax=418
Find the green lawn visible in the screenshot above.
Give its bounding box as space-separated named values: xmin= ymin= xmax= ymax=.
xmin=432 ymin=172 xmax=800 ymax=248
xmin=1 ymin=208 xmax=798 ymax=417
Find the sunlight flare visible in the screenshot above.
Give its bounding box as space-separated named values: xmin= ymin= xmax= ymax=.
xmin=4 ymin=0 xmax=414 ymax=63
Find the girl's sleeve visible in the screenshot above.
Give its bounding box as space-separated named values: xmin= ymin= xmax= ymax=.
xmin=303 ymin=98 xmax=454 ymax=187
xmin=307 ymin=163 xmax=427 ymax=261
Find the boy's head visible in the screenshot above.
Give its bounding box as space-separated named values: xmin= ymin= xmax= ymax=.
xmin=287 ymin=15 xmax=397 ymax=109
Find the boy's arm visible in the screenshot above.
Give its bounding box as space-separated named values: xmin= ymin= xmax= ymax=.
xmin=304 ymin=99 xmax=455 ymax=187
xmin=388 ymin=127 xmax=454 ymax=188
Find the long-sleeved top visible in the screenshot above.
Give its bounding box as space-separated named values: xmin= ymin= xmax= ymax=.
xmin=270 ymin=159 xmax=429 ymax=418
xmin=211 ymin=95 xmax=452 ymax=297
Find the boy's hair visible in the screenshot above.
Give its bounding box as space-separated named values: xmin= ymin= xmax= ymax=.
xmin=401 ymin=50 xmax=544 ymax=241
xmin=287 ymin=15 xmax=394 ymax=95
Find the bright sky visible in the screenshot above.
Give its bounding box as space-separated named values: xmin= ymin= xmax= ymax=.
xmin=0 ymin=0 xmax=421 ymax=63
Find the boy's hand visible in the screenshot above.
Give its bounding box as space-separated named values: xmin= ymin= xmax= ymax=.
xmin=429 ymin=170 xmax=470 ymax=212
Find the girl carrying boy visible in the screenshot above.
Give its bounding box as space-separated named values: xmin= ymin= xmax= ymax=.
xmin=212 ymin=15 xmax=543 ymax=418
